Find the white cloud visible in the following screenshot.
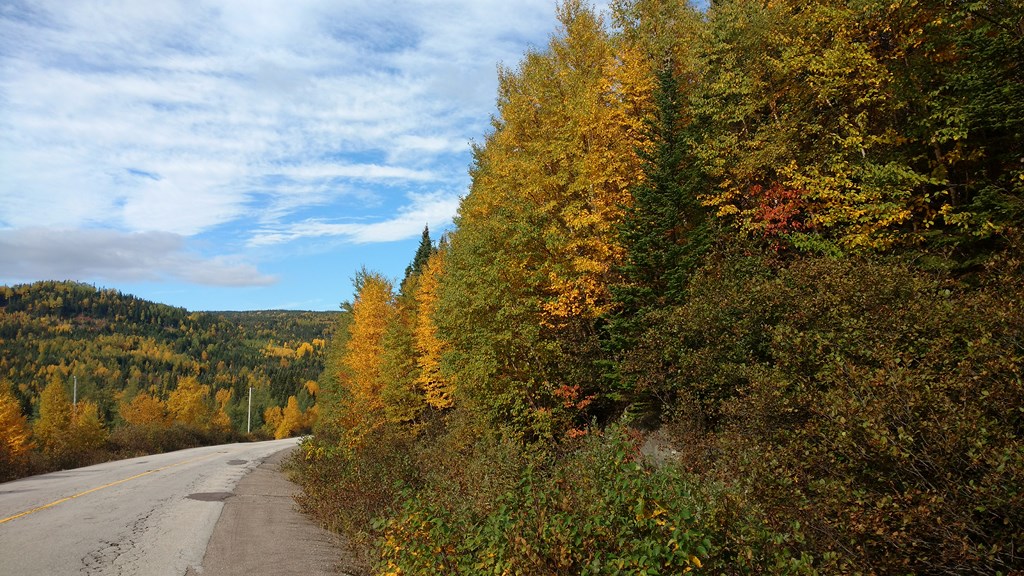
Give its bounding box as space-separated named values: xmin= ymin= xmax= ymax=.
xmin=270 ymin=163 xmax=439 ymax=183
xmin=0 ymin=228 xmax=276 ymax=286
xmin=0 ymin=0 xmax=594 ymax=298
xmin=248 ymin=190 xmax=460 ymax=246
xmin=1 ymin=0 xmax=549 ymax=227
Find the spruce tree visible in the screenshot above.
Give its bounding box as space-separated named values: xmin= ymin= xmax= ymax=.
xmin=403 ymin=225 xmax=434 ymax=284
xmin=605 ymin=61 xmax=711 ymax=422
xmin=611 ymin=62 xmax=709 ymax=343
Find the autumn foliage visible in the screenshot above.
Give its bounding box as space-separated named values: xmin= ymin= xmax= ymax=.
xmin=286 ymin=0 xmax=1024 ymax=573
xmin=0 ymin=285 xmax=331 ymax=476
xmin=0 ymin=384 xmax=33 ymax=481
xmin=32 ymin=381 xmax=107 ymax=469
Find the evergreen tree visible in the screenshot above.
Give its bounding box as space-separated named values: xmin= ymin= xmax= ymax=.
xmin=615 ymin=61 xmax=709 ymax=314
xmin=606 ymin=59 xmax=710 ymax=422
xmin=403 ymin=225 xmax=434 ymax=285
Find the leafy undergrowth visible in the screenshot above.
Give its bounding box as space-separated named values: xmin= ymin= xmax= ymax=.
xmin=296 ymin=427 xmax=708 ymax=575
xmin=293 ymin=252 xmax=1024 ymax=575
xmin=289 ymin=0 xmax=1024 ymax=569
xmin=374 ymin=427 xmax=710 ymax=575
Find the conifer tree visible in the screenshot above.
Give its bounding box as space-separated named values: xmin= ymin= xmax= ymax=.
xmin=402 ymin=225 xmax=434 ymax=286
xmin=615 ymin=62 xmax=708 ymax=315
xmin=606 ymin=65 xmax=708 ymax=426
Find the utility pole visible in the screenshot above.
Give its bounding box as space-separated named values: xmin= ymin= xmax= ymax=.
xmin=247 ymin=386 xmax=253 ymax=434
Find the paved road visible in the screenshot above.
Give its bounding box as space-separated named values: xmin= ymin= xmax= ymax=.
xmin=0 ymin=438 xmax=299 ymax=576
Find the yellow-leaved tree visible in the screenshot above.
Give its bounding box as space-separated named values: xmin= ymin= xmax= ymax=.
xmin=436 ymin=0 xmax=649 ymax=439
xmin=337 ymin=270 xmax=395 ymax=444
xmin=166 ymin=376 xmax=211 ymax=429
xmin=34 ymin=380 xmax=106 ymax=469
xmin=275 ymin=395 xmax=305 ymax=439
xmin=264 ymin=405 xmax=284 ymax=436
xmin=0 ymin=384 xmax=33 ymax=480
xmin=302 ymin=380 xmax=320 ymax=430
xmin=413 ymin=249 xmax=452 ymax=410
xmin=34 ymin=380 xmax=73 ymax=465
xmin=119 ymin=391 xmax=169 ymax=427
xmin=72 ymin=400 xmax=107 ymax=460
xmin=211 ymin=388 xmax=233 ymax=432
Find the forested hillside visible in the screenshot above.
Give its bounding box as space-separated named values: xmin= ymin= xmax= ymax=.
xmin=0 ymin=281 xmax=337 ymax=478
xmin=296 ymin=0 xmax=1022 ymax=574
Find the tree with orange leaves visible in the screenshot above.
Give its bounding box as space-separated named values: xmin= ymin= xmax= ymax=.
xmin=119 ymin=391 xmax=169 ymax=427
xmin=337 ymin=269 xmax=396 ymax=442
xmin=436 ymin=0 xmax=647 ymax=440
xmin=0 ymin=384 xmax=33 ymax=480
xmin=275 ymin=395 xmax=305 ymax=439
xmin=210 ymin=388 xmax=234 ymax=431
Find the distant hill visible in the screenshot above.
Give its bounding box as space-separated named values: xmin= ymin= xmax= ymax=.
xmin=0 ymin=281 xmax=340 ymax=432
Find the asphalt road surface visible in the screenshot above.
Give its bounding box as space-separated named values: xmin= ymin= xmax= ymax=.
xmin=0 ymin=438 xmax=300 ymax=575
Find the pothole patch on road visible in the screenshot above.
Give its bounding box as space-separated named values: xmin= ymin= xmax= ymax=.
xmin=186 ymin=492 xmax=233 ymax=502
xmin=226 ymin=459 xmax=247 ymax=465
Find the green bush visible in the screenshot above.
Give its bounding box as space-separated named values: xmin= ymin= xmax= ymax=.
xmin=642 ymin=255 xmax=1024 ymax=574
xmin=294 ymin=423 xmax=420 ymax=541
xmin=376 ymin=426 xmax=710 ymax=575
xmin=297 ymin=251 xmax=1023 ymax=574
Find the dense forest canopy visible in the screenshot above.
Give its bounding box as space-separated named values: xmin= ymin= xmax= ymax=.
xmin=1 ymin=280 xmax=338 ymax=478
xmin=297 ymin=0 xmax=1023 ymax=574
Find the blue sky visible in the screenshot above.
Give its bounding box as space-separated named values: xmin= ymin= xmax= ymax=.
xmin=0 ymin=0 xmax=609 ymax=311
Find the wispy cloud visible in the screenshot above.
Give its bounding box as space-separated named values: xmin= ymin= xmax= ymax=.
xmin=0 ymin=0 xmax=557 ymax=230
xmin=269 ymin=163 xmax=440 ymax=183
xmin=248 ymin=190 xmax=461 ymax=246
xmin=0 ymin=0 xmax=589 ymax=305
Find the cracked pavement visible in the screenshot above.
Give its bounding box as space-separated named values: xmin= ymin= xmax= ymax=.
xmin=0 ymin=439 xmax=298 ymax=576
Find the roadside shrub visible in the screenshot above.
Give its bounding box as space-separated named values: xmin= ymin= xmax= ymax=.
xmin=650 ymin=255 xmax=1024 ymax=574
xmin=294 ymin=422 xmax=420 ymax=542
xmin=107 ymin=422 xmax=248 ymax=458
xmin=297 ymin=250 xmax=1022 ymax=574
xmin=376 ymin=426 xmax=711 ymax=575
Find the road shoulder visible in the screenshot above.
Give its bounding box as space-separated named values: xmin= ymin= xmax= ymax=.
xmin=194 ymin=446 xmax=367 ymax=576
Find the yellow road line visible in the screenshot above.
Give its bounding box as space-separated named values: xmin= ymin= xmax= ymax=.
xmin=0 ymin=451 xmax=222 ymax=525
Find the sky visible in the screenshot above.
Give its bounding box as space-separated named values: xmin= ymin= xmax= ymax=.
xmin=0 ymin=0 xmax=609 ymax=311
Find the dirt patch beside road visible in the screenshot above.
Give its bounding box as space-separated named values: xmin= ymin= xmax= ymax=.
xmin=194 ymin=446 xmax=367 ymax=576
